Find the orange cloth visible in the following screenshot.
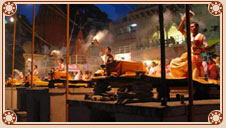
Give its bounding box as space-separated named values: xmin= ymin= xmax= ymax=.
xmin=170 ymin=52 xmax=205 ymax=78
xmin=170 ymin=53 xmax=188 ymax=77
xmin=53 ymin=71 xmax=72 ymax=80
xmin=27 ymin=75 xmax=41 ymax=82
xmin=106 ymin=61 xmax=147 ymax=75
xmin=6 ymin=78 xmax=20 ymax=85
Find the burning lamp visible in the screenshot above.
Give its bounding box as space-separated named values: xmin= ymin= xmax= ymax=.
xmin=91 ymin=38 xmax=97 ymax=44
xmin=50 ymin=50 xmax=61 ymax=56
xmin=181 ymin=10 xmax=195 ymax=20
xmin=189 ymin=10 xmax=195 ymax=18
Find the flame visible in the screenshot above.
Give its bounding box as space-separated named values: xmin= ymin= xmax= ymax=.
xmin=27 ymin=58 xmax=31 ymax=62
xmin=50 ymin=50 xmax=61 ymax=56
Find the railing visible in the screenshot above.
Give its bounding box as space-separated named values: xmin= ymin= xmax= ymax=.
xmin=112 ymin=43 xmax=137 ymax=54
xmin=112 ymin=39 xmax=185 ymax=54
xmin=69 ymin=55 xmax=87 ymax=64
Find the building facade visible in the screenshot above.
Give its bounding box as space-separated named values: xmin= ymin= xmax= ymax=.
xmin=108 ymin=4 xmax=220 ymax=62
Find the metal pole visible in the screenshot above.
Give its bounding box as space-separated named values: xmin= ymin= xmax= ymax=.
xmin=31 ymin=5 xmax=36 ymax=87
xmin=76 ymin=55 xmax=77 ymax=64
xmin=10 ymin=4 xmax=25 ymax=109
xmin=66 ymin=4 xmax=70 ymax=122
xmin=185 ymin=4 xmax=194 ymax=122
xmin=11 ymin=14 xmax=17 ymax=109
xmin=159 ymin=5 xmax=167 ymax=106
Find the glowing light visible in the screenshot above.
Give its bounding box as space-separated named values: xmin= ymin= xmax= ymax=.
xmin=93 ymin=36 xmax=99 ymax=41
xmin=115 ymin=53 xmax=131 ymax=61
xmin=143 ymin=60 xmax=152 ymax=66
xmin=130 ymin=23 xmax=137 ymax=27
xmin=143 ymin=60 xmax=160 ymax=66
xmin=50 ymin=50 xmax=61 ymax=56
xmin=27 ymin=58 xmax=31 ymax=62
xmin=9 ymin=17 xmax=14 ymax=22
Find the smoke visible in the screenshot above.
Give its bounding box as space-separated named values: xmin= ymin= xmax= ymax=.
xmin=94 ymin=30 xmax=109 ymax=41
xmin=136 ymin=9 xmax=175 ymax=43
xmin=135 ymin=9 xmax=186 ymax=43
xmin=84 ymin=29 xmax=113 ymax=52
xmin=49 ymin=46 xmax=65 ymax=59
xmin=191 ymin=18 xmax=206 ymax=29
xmin=136 ymin=14 xmax=158 ymax=42
xmin=164 ymin=9 xmax=175 ymax=31
xmin=179 ymin=11 xmax=206 ymax=30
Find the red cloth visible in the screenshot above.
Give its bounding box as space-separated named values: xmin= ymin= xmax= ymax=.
xmin=192 ymin=55 xmax=203 ymax=77
xmin=208 ymin=63 xmax=219 ymax=80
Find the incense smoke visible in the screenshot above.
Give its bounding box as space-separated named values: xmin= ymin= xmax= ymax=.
xmin=135 ymin=9 xmax=176 ymax=43
xmin=85 ymin=29 xmax=113 ymax=52
xmin=179 ymin=12 xmax=206 ymax=29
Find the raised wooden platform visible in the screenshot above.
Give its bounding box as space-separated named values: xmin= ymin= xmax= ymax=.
xmin=67 ymin=99 xmax=220 ymax=122
xmin=5 ymin=84 xmax=220 ymax=122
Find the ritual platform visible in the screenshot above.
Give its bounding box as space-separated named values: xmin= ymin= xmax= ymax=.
xmin=67 ymin=99 xmax=220 ymax=122
xmin=5 ymin=86 xmax=220 ymax=122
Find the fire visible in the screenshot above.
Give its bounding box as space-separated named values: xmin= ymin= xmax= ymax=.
xmin=50 ymin=50 xmax=61 ymax=56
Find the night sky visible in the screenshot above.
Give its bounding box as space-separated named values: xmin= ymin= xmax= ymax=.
xmin=17 ymin=4 xmax=40 ymax=23
xmin=95 ymin=4 xmax=135 ymax=21
xmin=16 ymin=4 xmax=135 ymax=23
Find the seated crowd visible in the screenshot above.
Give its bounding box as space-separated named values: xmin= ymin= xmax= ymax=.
xmin=145 ymin=56 xmax=220 ymax=80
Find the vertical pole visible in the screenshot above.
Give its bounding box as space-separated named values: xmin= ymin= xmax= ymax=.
xmin=185 ymin=4 xmax=194 ymax=122
xmin=31 ymin=4 xmax=36 ymax=87
xmin=66 ymin=4 xmax=70 ymax=122
xmin=159 ymin=5 xmax=167 ymax=106
xmin=11 ymin=14 xmax=17 ymax=109
xmin=76 ymin=55 xmax=77 ymax=64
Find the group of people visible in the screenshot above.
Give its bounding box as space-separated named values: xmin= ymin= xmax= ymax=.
xmin=145 ymin=60 xmax=172 ymax=77
xmin=53 ymin=52 xmax=93 ymax=81
xmin=202 ymin=56 xmax=220 ymax=80
xmin=173 ymin=12 xmax=220 ymax=80
xmin=145 ymin=55 xmax=220 ymax=80
xmin=7 ymin=10 xmax=221 ymax=84
xmin=144 ymin=12 xmax=220 ymax=80
xmin=72 ymin=71 xmax=92 ymax=81
xmin=91 ymin=14 xmax=221 ymax=81
xmin=6 ymin=65 xmax=39 ymax=85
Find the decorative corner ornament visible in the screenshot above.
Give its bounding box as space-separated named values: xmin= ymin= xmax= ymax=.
xmin=2 ymin=1 xmax=17 ymax=16
xmin=208 ymin=1 xmax=223 ymax=16
xmin=2 ymin=110 xmax=17 ymax=125
xmin=208 ymin=110 xmax=223 ymax=125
